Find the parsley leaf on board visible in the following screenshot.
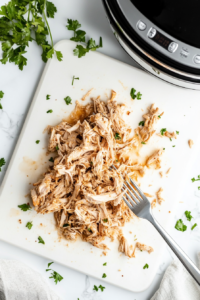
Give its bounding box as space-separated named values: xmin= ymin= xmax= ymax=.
xmin=0 ymin=158 xmax=6 ymax=171
xmin=0 ymin=0 xmax=62 ymax=70
xmin=130 ymin=88 xmax=137 ymax=100
xmin=143 ymin=264 xmax=149 ymax=269
xmin=38 ymin=236 xmax=45 ymax=244
xmin=47 ymin=109 xmax=53 ymax=113
xmin=185 ymin=211 xmax=193 ymax=221
xmin=139 ymin=121 xmax=145 ymax=126
xmin=99 ymin=285 xmax=105 ymax=292
xmin=93 ymin=285 xmax=98 ymax=291
xmin=191 ymin=176 xmax=200 ymax=182
xmin=55 ymin=145 xmax=59 ymax=150
xmin=64 ymin=96 xmax=72 ymax=105
xmin=36 ymin=140 xmax=40 ymax=144
xmin=158 ymin=115 xmax=161 ymax=118
xmin=191 ymin=223 xmax=198 ymax=230
xmin=136 ymin=92 xmax=142 ymax=100
xmin=160 ymin=128 xmax=167 ymax=135
xmin=46 ymin=95 xmax=50 ymax=100
xmin=48 ymin=262 xmax=54 ymax=268
xmin=114 ymin=133 xmax=121 ymax=140
xmin=176 ymin=131 xmax=179 ymax=135
xmin=18 ymin=203 xmax=31 ymax=212
xmin=102 ymin=273 xmax=107 ymax=278
xmin=175 ymin=219 xmax=187 ymax=232
xmin=26 ymin=221 xmax=33 ymax=230
xmin=103 ymin=262 xmax=107 ymax=266
xmin=72 ymin=76 xmax=79 ymax=85
xmin=46 ymin=262 xmax=63 ymax=284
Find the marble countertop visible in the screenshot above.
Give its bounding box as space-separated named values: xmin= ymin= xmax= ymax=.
xmin=0 ymin=1 xmax=200 ymax=299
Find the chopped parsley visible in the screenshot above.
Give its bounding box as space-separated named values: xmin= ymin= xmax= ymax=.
xmin=185 ymin=211 xmax=193 ymax=221
xmin=175 ymin=219 xmax=187 ymax=232
xmin=47 ymin=109 xmax=53 ymax=113
xmin=99 ymin=285 xmax=105 ymax=292
xmin=46 ymin=262 xmax=63 ymax=284
xmin=55 ymin=145 xmax=59 ymax=151
xmin=0 ymin=91 xmax=4 ymax=109
xmin=198 ymin=187 xmax=200 ymax=190
xmin=163 ymin=148 xmax=165 ymax=150
xmin=26 ymin=221 xmax=33 ymax=230
xmin=116 ymin=159 xmax=118 ymax=162
xmin=139 ymin=121 xmax=145 ymax=126
xmin=191 ymin=176 xmax=200 ymax=182
xmin=38 ymin=236 xmax=45 ymax=244
xmin=170 ymin=138 xmax=172 ymax=141
xmin=0 ymin=158 xmax=6 ymax=172
xmin=143 ymin=264 xmax=149 ymax=269
xmin=66 ymin=19 xmax=102 ymax=58
xmin=160 ymin=128 xmax=167 ymax=135
xmin=46 ymin=95 xmax=50 ymax=100
xmin=36 ymin=140 xmax=40 ymax=144
xmin=93 ymin=285 xmax=98 ymax=291
xmin=172 ymin=145 xmax=175 ymax=147
xmin=18 ymin=203 xmax=31 ymax=212
xmin=158 ymin=115 xmax=161 ymax=118
xmin=102 ymin=273 xmax=107 ymax=278
xmin=0 ymin=1 xmax=62 ymax=70
xmin=114 ymin=133 xmax=121 ymax=140
xmin=90 ymin=161 xmax=93 ymax=166
xmin=64 ymin=96 xmax=72 ymax=105
xmin=141 ymin=141 xmax=146 ymax=144
xmin=176 ymin=131 xmax=179 ymax=135
xmin=103 ymin=262 xmax=107 ymax=266
xmin=130 ymin=88 xmax=136 ymax=99
xmin=49 ymin=157 xmax=54 ymax=162
xmin=136 ymin=92 xmax=142 ymax=100
xmin=72 ymin=76 xmax=79 ymax=85
xmin=191 ymin=223 xmax=197 ymax=230
xmin=63 ymin=224 xmax=69 ymax=227
xmin=88 ymin=228 xmax=91 ymax=232
xmin=103 ymin=219 xmax=108 ymax=222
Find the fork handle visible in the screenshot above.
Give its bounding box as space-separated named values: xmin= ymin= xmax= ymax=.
xmin=149 ymin=213 xmax=200 ymax=285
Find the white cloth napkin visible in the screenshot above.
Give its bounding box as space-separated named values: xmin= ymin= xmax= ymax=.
xmin=0 ymin=260 xmax=60 ymax=300
xmin=151 ymin=255 xmax=200 ymax=300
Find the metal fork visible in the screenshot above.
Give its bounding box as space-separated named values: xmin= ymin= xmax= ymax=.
xmin=121 ymin=175 xmax=200 ymax=285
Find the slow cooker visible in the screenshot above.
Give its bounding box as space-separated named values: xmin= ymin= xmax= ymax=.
xmin=102 ymin=0 xmax=200 ymax=90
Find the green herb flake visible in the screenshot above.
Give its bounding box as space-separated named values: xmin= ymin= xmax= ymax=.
xmin=141 ymin=141 xmax=146 ymax=144
xmin=172 ymin=145 xmax=175 ymax=147
xmin=38 ymin=236 xmax=45 ymax=244
xmin=26 ymin=221 xmax=33 ymax=230
xmin=191 ymin=223 xmax=197 ymax=230
xmin=47 ymin=109 xmax=53 ymax=113
xmin=191 ymin=177 xmax=200 ymax=182
xmin=185 ymin=211 xmax=193 ymax=221
xmin=46 ymin=95 xmax=50 ymax=100
xmin=102 ymin=273 xmax=107 ymax=278
xmin=48 ymin=262 xmax=54 ymax=268
xmin=163 ymin=148 xmax=165 ymax=150
xmin=88 ymin=228 xmax=91 ymax=232
xmin=139 ymin=121 xmax=145 ymax=126
xmin=158 ymin=115 xmax=161 ymax=118
xmin=36 ymin=140 xmax=40 ymax=144
xmin=170 ymin=138 xmax=172 ymax=141
xmin=18 ymin=203 xmax=31 ymax=212
xmin=55 ymin=145 xmax=59 ymax=151
xmin=49 ymin=157 xmax=54 ymax=162
xmin=143 ymin=264 xmax=149 ymax=269
xmin=72 ymin=76 xmax=79 ymax=85
xmin=47 ymin=269 xmax=63 ymax=284
xmin=103 ymin=262 xmax=107 ymax=266
xmin=99 ymin=285 xmax=105 ymax=292
xmin=198 ymin=187 xmax=200 ymax=190
xmin=130 ymin=88 xmax=136 ymax=100
xmin=160 ymin=128 xmax=167 ymax=135
xmin=64 ymin=96 xmax=72 ymax=105
xmin=136 ymin=92 xmax=142 ymax=100
xmin=175 ymin=219 xmax=187 ymax=232
xmin=0 ymin=91 xmax=4 ymax=99
xmin=114 ymin=133 xmax=121 ymax=140
xmin=176 ymin=131 xmax=179 ymax=135
xmin=103 ymin=219 xmax=108 ymax=222
xmin=0 ymin=158 xmax=6 ymax=172
xmin=63 ymin=224 xmax=69 ymax=227
xmin=93 ymin=285 xmax=98 ymax=291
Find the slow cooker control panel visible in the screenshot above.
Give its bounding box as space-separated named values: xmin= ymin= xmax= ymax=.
xmin=136 ymin=19 xmax=200 ymax=66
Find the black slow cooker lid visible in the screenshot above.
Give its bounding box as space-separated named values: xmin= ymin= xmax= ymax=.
xmin=131 ymin=0 xmax=200 ymax=49
xmin=103 ymin=0 xmax=200 ymax=79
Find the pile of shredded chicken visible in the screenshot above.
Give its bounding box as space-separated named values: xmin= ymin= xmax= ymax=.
xmin=31 ymin=91 xmax=162 ymax=258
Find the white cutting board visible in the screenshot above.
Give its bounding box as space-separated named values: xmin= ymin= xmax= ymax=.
xmin=1 ymin=40 xmax=200 ymax=292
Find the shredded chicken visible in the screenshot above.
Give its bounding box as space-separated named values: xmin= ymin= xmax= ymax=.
xmin=151 ymin=199 xmax=157 ymax=209
xmin=164 ymin=131 xmax=177 ymax=139
xmin=31 ymin=91 xmax=157 ymax=258
xmin=159 ymin=171 xmax=163 ymax=178
xmin=156 ymin=187 xmax=164 ymax=205
xmin=136 ymin=242 xmax=153 ymax=254
xmin=144 ymin=193 xmax=153 ymax=197
xmin=188 ymin=139 xmax=194 ymax=148
xmin=146 ymin=149 xmax=163 ymax=169
xmin=166 ymin=167 xmax=171 ymax=175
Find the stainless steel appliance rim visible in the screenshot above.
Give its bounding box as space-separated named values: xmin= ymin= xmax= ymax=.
xmin=102 ymin=0 xmax=200 ymax=90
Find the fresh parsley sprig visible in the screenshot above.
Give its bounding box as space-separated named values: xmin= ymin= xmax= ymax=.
xmin=0 ymin=0 xmax=63 ymax=70
xmin=130 ymin=88 xmax=142 ymax=100
xmin=66 ymin=19 xmax=103 ymax=58
xmin=72 ymin=76 xmax=79 ymax=85
xmin=0 ymin=91 xmax=4 ymax=109
xmin=26 ymin=221 xmax=33 ymax=230
xmin=46 ymin=262 xmax=63 ymax=284
xmin=64 ymin=96 xmax=72 ymax=105
xmin=175 ymin=219 xmax=187 ymax=232
xmin=185 ymin=211 xmax=193 ymax=221
xmin=18 ymin=203 xmax=31 ymax=211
